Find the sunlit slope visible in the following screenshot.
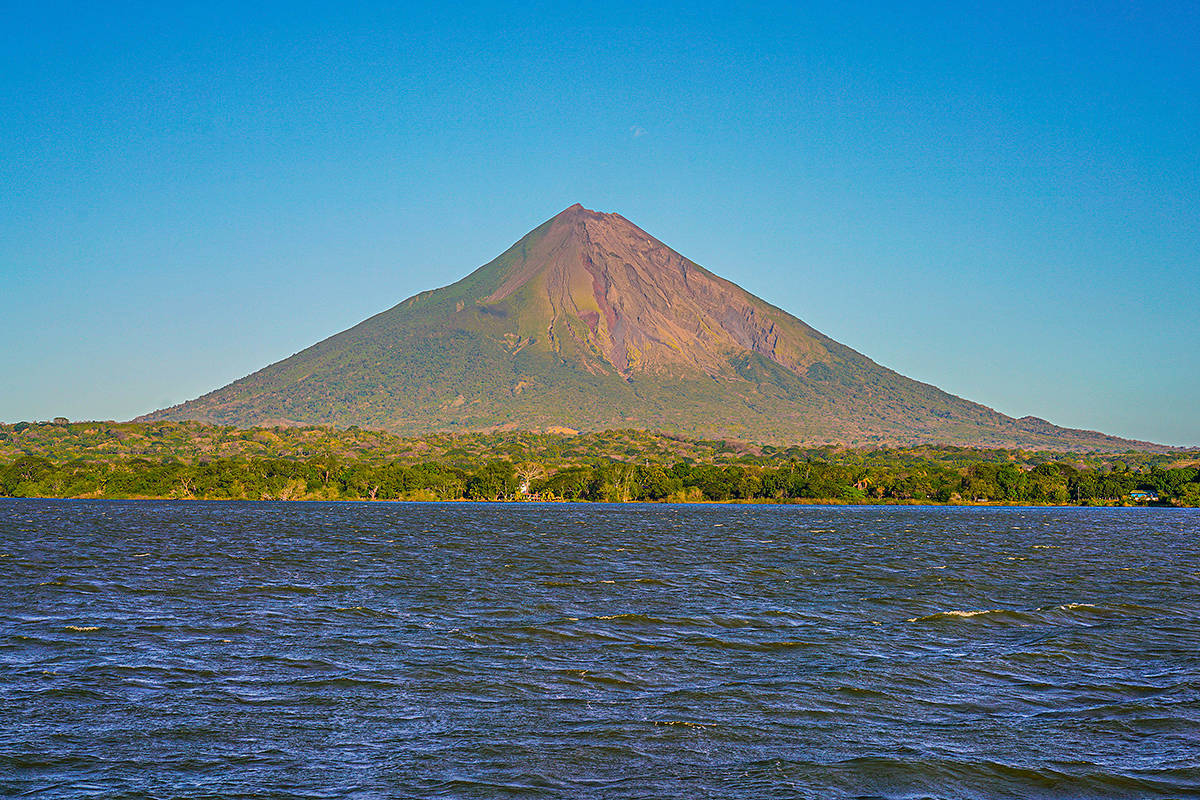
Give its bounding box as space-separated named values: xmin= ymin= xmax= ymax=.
xmin=142 ymin=205 xmax=1158 ymax=451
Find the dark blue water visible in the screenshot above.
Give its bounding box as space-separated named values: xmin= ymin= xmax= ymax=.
xmin=2 ymin=500 xmax=1198 ymax=799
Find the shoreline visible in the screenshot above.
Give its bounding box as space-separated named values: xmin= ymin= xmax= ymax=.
xmin=0 ymin=495 xmax=1181 ymax=508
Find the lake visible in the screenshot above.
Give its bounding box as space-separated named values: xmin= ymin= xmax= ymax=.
xmin=2 ymin=500 xmax=1197 ymax=798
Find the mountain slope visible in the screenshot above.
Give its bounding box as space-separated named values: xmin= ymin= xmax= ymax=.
xmin=142 ymin=204 xmax=1159 ymax=451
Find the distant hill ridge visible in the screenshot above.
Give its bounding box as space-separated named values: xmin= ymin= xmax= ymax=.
xmin=141 ymin=204 xmax=1163 ymax=452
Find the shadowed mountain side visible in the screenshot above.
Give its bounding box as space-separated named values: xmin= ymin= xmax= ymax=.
xmin=141 ymin=205 xmax=1163 ymax=451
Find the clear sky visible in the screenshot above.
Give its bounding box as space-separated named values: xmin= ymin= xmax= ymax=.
xmin=2 ymin=1 xmax=1197 ymax=445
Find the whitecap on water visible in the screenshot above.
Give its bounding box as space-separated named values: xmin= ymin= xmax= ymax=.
xmin=907 ymin=609 xmax=1012 ymax=622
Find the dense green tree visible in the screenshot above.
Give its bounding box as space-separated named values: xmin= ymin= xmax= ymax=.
xmin=466 ymin=460 xmax=517 ymax=500
xmin=2 ymin=427 xmax=1198 ymax=506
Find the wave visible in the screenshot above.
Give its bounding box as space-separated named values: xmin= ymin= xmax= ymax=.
xmin=908 ymin=601 xmax=1157 ymax=625
xmin=907 ymin=609 xmax=1031 ymax=624
xmin=591 ymin=613 xmax=668 ymax=624
xmin=818 ymin=755 xmax=1198 ymax=799
xmin=329 ymin=605 xmax=395 ymax=619
xmin=679 ymin=635 xmax=818 ymax=652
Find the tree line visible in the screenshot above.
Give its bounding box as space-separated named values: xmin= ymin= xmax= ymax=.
xmin=3 ymin=454 xmax=1198 ymax=505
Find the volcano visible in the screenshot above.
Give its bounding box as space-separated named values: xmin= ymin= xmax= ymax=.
xmin=142 ymin=204 xmax=1156 ymax=450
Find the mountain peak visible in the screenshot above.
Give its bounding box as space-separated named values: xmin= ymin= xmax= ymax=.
xmin=552 ymin=202 xmax=611 ymax=223
xmin=477 ymin=203 xmax=774 ymax=379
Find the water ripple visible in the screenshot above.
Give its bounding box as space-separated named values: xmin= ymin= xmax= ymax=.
xmin=1 ymin=500 xmax=1198 ymax=798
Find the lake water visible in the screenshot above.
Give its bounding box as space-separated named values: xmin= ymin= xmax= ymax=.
xmin=2 ymin=500 xmax=1198 ymax=799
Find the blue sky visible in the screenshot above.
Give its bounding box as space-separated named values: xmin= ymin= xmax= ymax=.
xmin=2 ymin=1 xmax=1197 ymax=445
